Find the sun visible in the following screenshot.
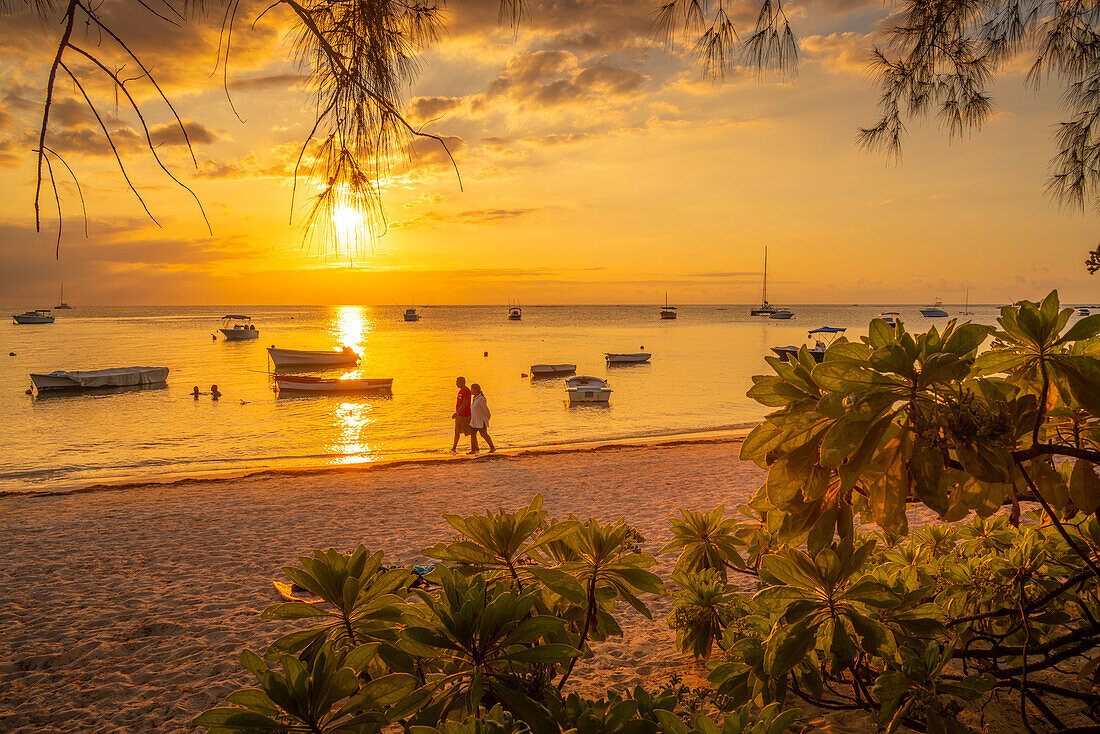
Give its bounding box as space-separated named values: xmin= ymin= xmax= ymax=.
xmin=332 ymin=204 xmax=363 ymax=232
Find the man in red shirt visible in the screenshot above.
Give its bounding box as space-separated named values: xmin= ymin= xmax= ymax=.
xmin=451 ymin=376 xmax=472 ymax=454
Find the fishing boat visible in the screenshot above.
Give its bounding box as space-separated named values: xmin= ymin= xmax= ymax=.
xmin=219 ymin=315 xmax=259 ymax=340
xmin=769 ymin=308 xmax=794 ymax=320
xmin=566 ymin=375 xmax=612 ymax=403
xmin=920 ymin=298 xmax=949 ymax=317
xmin=266 ymin=346 xmax=359 ymax=368
xmin=508 ymin=305 xmax=522 ymax=321
xmin=879 ymin=312 xmax=900 ymax=327
xmin=12 ymin=309 xmax=54 ymax=324
xmin=771 ymin=327 xmax=846 ymax=363
xmin=30 ymin=366 xmax=169 ymax=392
xmin=404 ymin=308 xmax=420 ymax=322
xmin=530 ymin=364 xmax=577 ymax=377
xmin=751 ymin=246 xmax=778 ymax=316
xmin=660 ymin=294 xmax=677 ymax=320
xmin=274 ymin=375 xmax=393 ymax=394
xmin=605 ymin=352 xmax=651 ymax=364
xmin=55 ymin=283 xmax=73 ymax=310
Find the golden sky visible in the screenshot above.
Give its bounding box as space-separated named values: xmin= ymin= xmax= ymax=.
xmin=0 ymin=0 xmax=1097 ymax=305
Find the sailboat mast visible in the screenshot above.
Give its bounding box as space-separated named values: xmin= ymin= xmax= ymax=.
xmin=762 ymin=246 xmax=768 ymax=305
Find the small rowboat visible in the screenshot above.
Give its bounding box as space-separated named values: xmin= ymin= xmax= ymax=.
xmin=267 ymin=346 xmax=359 ymax=368
xmin=275 ymin=375 xmax=393 ymax=394
xmin=31 ymin=366 xmax=169 ymax=392
xmin=605 ymin=352 xmax=651 ymax=364
xmin=530 ymin=363 xmax=576 ymax=377
xmin=566 ymin=375 xmax=612 ymax=403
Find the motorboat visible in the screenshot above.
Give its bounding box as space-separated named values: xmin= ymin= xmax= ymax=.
xmin=274 ymin=375 xmax=392 ymax=394
xmin=404 ymin=308 xmax=420 ymax=322
xmin=771 ymin=327 xmax=846 ymax=364
xmin=30 ymin=366 xmax=169 ymax=392
xmin=55 ymin=283 xmax=72 ymax=310
xmin=219 ymin=315 xmax=259 ymax=340
xmin=660 ymin=294 xmax=677 ymax=320
xmin=566 ymin=375 xmax=612 ymax=403
xmin=605 ymin=352 xmax=651 ymax=364
xmin=267 ymin=346 xmax=359 ymax=368
xmin=1079 ymin=308 xmax=1091 ymax=316
xmin=530 ymin=364 xmax=577 ymax=377
xmin=508 ymin=306 xmax=522 ymax=321
xmin=920 ymin=298 xmax=949 ymax=318
xmin=13 ymin=309 xmax=54 ymax=324
xmin=879 ymin=312 xmax=900 ymax=327
xmin=751 ymin=245 xmax=777 ymax=316
xmin=769 ymin=309 xmax=794 ymax=320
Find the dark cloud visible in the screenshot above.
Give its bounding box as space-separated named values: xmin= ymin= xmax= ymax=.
xmin=479 ymin=51 xmax=648 ymax=110
xmin=408 ymin=96 xmax=464 ymax=122
xmin=149 ymin=120 xmax=219 ymax=146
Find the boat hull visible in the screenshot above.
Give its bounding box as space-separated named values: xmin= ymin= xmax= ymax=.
xmin=267 ymin=347 xmax=359 ymax=367
xmin=769 ymin=311 xmax=794 ymax=320
xmin=31 ymin=366 xmax=169 ymax=392
xmin=920 ymin=308 xmax=949 ymax=317
xmin=220 ymin=328 xmax=259 ymax=340
xmin=13 ymin=314 xmax=54 ymax=324
xmin=605 ymin=353 xmax=651 ymax=364
xmin=660 ymin=312 xmax=677 ymax=319
xmin=750 ymin=307 xmax=776 ymax=316
xmin=568 ymin=388 xmax=611 ymax=403
xmin=275 ymin=376 xmax=392 ymax=393
xmin=531 ymin=364 xmax=577 ymax=376
xmin=404 ymin=315 xmax=420 ymax=321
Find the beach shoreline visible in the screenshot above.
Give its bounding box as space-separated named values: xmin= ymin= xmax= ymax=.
xmin=0 ymin=424 xmax=755 ymax=498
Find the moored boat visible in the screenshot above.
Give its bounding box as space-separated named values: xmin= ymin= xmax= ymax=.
xmin=219 ymin=315 xmax=259 ymax=340
xmin=566 ymin=375 xmax=612 ymax=403
xmin=751 ymin=245 xmax=778 ymax=316
xmin=605 ymin=352 xmax=651 ymax=364
xmin=274 ymin=375 xmax=393 ymax=394
xmin=921 ymin=298 xmax=949 ymax=317
xmin=879 ymin=312 xmax=900 ymax=327
xmin=660 ymin=294 xmax=677 ymax=320
xmin=404 ymin=308 xmax=420 ymax=322
xmin=13 ymin=309 xmax=54 ymax=324
xmin=55 ymin=283 xmax=73 ymax=310
xmin=267 ymin=346 xmax=359 ymax=368
xmin=508 ymin=305 xmax=522 ymax=321
xmin=30 ymin=366 xmax=169 ymax=392
xmin=769 ymin=309 xmax=794 ymax=319
xmin=771 ymin=327 xmax=846 ymax=364
xmin=531 ymin=363 xmax=577 ymax=377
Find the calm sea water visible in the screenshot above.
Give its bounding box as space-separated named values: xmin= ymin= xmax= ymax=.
xmin=1 ymin=304 xmax=1012 ymax=493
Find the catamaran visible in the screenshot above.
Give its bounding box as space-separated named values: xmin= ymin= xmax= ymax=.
xmin=55 ymin=283 xmax=72 ymax=310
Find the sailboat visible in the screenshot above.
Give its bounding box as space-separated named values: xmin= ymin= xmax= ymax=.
xmin=660 ymin=293 xmax=677 ymax=319
xmin=750 ymin=246 xmax=778 ymax=316
xmin=55 ymin=283 xmax=73 ymax=310
xmin=959 ymin=288 xmax=972 ymax=316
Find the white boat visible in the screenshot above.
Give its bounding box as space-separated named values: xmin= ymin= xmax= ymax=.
xmin=566 ymin=375 xmax=612 ymax=403
xmin=959 ymin=288 xmax=972 ymax=316
xmin=769 ymin=309 xmax=794 ymax=320
xmin=1079 ymin=308 xmax=1091 ymax=316
xmin=275 ymin=375 xmax=392 ymax=394
xmin=921 ymin=298 xmax=949 ymax=318
xmin=219 ymin=314 xmax=259 ymax=340
xmin=531 ymin=364 xmax=577 ymax=377
xmin=267 ymin=346 xmax=359 ymax=368
xmin=508 ymin=305 xmax=522 ymax=321
xmin=879 ymin=312 xmax=900 ymax=327
xmin=30 ymin=366 xmax=169 ymax=392
xmin=751 ymin=245 xmax=777 ymax=316
xmin=605 ymin=352 xmax=651 ymax=364
xmin=660 ymin=294 xmax=677 ymax=320
xmin=771 ymin=327 xmax=846 ymax=364
xmin=55 ymin=283 xmax=73 ymax=310
xmin=404 ymin=308 xmax=420 ymax=322
xmin=13 ymin=309 xmax=54 ymax=324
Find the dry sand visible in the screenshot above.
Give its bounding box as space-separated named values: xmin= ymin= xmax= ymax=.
xmin=1 ymin=436 xmax=774 ymax=733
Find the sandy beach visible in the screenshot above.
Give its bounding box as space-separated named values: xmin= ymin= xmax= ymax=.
xmin=0 ymin=436 xmax=781 ymax=733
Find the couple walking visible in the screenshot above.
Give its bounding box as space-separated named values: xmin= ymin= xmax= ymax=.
xmin=451 ymin=376 xmax=496 ymax=455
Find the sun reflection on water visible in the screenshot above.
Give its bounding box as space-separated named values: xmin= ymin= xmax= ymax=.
xmin=327 ymin=400 xmax=379 ymax=465
xmin=332 ymin=305 xmax=371 ymax=358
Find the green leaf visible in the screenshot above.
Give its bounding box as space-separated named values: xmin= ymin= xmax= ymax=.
xmin=527 ymin=566 xmax=586 ymax=604
xmin=1070 ymin=459 xmax=1100 ymax=514
xmin=1060 ymin=314 xmax=1100 ymax=343
xmin=260 ymin=602 xmax=330 ymax=620
xmin=507 ymin=643 xmax=581 ymax=662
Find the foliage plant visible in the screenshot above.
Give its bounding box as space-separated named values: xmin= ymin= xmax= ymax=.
xmin=662 ymin=291 xmax=1100 ymax=731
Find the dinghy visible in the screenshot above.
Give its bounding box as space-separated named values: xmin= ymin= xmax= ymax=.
xmin=275 ymin=375 xmax=392 ymax=394
xmin=267 ymin=346 xmax=359 ymax=368
xmin=605 ymin=352 xmax=651 ymax=364
xmin=530 ymin=364 xmax=577 ymax=377
xmin=566 ymin=375 xmax=612 ymax=403
xmin=31 ymin=366 xmax=169 ymax=392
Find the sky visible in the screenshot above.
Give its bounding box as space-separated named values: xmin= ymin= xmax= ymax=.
xmin=0 ymin=0 xmax=1097 ymax=306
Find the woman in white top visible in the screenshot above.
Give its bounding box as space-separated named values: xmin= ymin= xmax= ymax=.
xmin=467 ymin=383 xmax=496 ymax=455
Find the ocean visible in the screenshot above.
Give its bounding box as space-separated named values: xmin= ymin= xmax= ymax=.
xmin=1 ymin=304 xmax=1008 ymax=493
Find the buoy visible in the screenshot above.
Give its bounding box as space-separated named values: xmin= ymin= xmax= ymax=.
xmin=25 ymin=388 xmax=32 ymax=395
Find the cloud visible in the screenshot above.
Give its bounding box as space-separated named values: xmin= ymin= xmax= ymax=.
xmin=800 ymin=32 xmax=877 ymax=73
xmin=478 ymin=51 xmax=648 ymax=111
xmin=390 ymin=207 xmax=539 ymax=229
xmin=408 ymin=96 xmax=464 ymax=122
xmin=149 ymin=120 xmax=219 ymax=146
